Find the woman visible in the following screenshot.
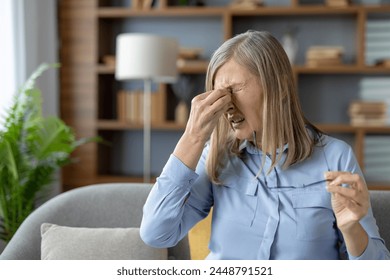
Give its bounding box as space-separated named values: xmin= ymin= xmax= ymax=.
xmin=140 ymin=30 xmax=390 ymax=259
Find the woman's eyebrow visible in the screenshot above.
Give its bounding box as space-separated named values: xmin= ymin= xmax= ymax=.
xmin=229 ymin=82 xmax=246 ymax=89
xmin=213 ymin=80 xmax=247 ymax=90
xmin=223 ymin=81 xmax=245 ymax=88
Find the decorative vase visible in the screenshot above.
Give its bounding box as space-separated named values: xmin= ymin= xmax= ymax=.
xmin=282 ymin=31 xmax=298 ymax=65
xmin=175 ymin=101 xmax=189 ymax=125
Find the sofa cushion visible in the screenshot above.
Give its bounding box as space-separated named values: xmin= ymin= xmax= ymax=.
xmin=40 ymin=223 xmax=167 ymax=260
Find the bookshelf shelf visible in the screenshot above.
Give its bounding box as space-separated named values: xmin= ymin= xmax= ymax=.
xmin=97 ymin=7 xmax=226 ymax=18
xmin=96 ymin=5 xmax=390 ymax=20
xmin=97 ymin=63 xmax=208 ymax=75
xmin=230 ymin=6 xmax=361 ymax=16
xmin=294 ymin=65 xmax=390 ymax=74
xmin=97 ymin=120 xmax=185 ymax=131
xmin=318 ymin=123 xmax=390 ymax=133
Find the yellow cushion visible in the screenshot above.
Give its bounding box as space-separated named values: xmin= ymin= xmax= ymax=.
xmin=188 ymin=209 xmax=212 ymax=260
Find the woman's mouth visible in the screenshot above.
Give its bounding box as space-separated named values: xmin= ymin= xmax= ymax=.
xmin=228 ymin=115 xmax=245 ymax=128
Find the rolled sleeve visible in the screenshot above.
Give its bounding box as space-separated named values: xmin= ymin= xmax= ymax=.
xmin=349 ymin=238 xmax=390 ymax=260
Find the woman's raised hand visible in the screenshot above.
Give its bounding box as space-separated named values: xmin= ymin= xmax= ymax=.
xmin=172 ymin=88 xmax=232 ymax=170
xmin=324 ymin=171 xmax=369 ymax=230
xmin=185 ymin=88 xmax=232 ymax=144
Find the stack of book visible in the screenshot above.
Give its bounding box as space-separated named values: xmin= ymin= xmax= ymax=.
xmin=117 ymin=90 xmax=165 ymax=124
xmin=364 ymin=135 xmax=390 ymax=183
xmin=356 ymin=77 xmax=390 ymax=125
xmin=356 ymin=77 xmax=390 ymax=180
xmin=176 ymin=47 xmax=208 ymax=71
xmin=306 ymin=46 xmax=344 ymax=67
xmin=229 ymin=0 xmax=263 ymax=9
xmin=176 ymin=47 xmax=208 ymax=72
xmin=325 ymin=0 xmax=350 ymax=7
xmin=348 ymin=100 xmax=387 ymax=126
xmin=360 ymin=0 xmax=385 ymax=5
xmin=365 ymin=19 xmax=390 ymax=66
xmin=131 ymin=0 xmax=154 ymax=10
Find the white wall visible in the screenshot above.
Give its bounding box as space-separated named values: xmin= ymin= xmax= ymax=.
xmin=23 ymin=0 xmax=59 ymax=117
xmin=1 ymin=0 xmax=59 ymax=121
xmin=23 ymin=0 xmax=61 ymax=200
xmin=0 ymin=0 xmax=59 ymax=254
xmin=0 ymin=0 xmax=18 ymax=127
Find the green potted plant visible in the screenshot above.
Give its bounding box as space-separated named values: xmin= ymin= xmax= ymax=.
xmin=0 ymin=63 xmax=99 ymax=243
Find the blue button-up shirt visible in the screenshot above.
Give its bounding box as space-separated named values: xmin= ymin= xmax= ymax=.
xmin=140 ymin=134 xmax=390 ymax=259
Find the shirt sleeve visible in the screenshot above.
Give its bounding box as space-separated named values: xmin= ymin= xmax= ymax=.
xmin=140 ymin=147 xmax=213 ymax=248
xmin=333 ymin=140 xmax=390 ymax=260
xmin=349 ymin=237 xmax=390 ymax=260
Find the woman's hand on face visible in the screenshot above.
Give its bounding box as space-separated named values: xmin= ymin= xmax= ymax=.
xmin=324 ymin=171 xmax=369 ymax=232
xmin=184 ymin=88 xmax=232 ymax=143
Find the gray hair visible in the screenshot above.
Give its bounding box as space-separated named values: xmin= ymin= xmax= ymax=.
xmin=205 ymin=30 xmax=317 ymax=183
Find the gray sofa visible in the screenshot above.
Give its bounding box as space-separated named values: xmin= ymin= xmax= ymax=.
xmin=370 ymin=190 xmax=390 ymax=250
xmin=0 ymin=183 xmax=389 ymax=259
xmin=0 ymin=183 xmax=190 ymax=260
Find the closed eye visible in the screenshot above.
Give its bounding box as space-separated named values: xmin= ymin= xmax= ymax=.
xmin=231 ymin=87 xmax=243 ymax=94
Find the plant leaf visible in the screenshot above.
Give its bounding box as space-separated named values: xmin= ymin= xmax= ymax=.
xmin=0 ymin=63 xmax=101 ymax=243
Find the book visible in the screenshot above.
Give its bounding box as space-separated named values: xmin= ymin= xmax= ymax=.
xmin=117 ymin=90 xmax=127 ymax=122
xmin=326 ymin=0 xmax=350 ymax=7
xmin=179 ymin=48 xmax=203 ymax=60
xmin=350 ymin=115 xmax=387 ymax=126
xmin=176 ymin=59 xmax=209 ymax=71
xmin=365 ymin=18 xmax=390 ymax=63
xmin=366 ymin=21 xmax=390 ymax=31
xmin=366 ymin=43 xmax=390 ymax=52
xmin=102 ymin=55 xmax=116 ymax=66
xmin=360 ymin=0 xmax=385 ymax=5
xmin=348 ymin=101 xmax=387 ymax=115
xmin=306 ymin=46 xmax=344 ymax=66
xmin=359 ymin=77 xmax=390 ymax=88
xmin=306 ymin=46 xmax=344 ymax=58
xmin=306 ymin=58 xmax=342 ymax=67
xmin=348 ymin=100 xmax=388 ymax=126
xmin=355 ymin=78 xmax=390 ymax=125
xmin=117 ymin=90 xmax=165 ymax=124
xmin=376 ymin=59 xmax=390 ymax=67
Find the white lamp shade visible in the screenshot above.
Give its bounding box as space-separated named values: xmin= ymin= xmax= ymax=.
xmin=115 ymin=33 xmax=178 ymax=83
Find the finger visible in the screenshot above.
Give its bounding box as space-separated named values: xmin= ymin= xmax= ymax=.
xmin=324 ymin=171 xmax=353 ymax=181
xmin=192 ymin=90 xmax=213 ymax=102
xmin=332 ymin=191 xmax=363 ymax=214
xmin=327 ymin=184 xmax=359 ymax=201
xmin=197 ymin=93 xmax=231 ymax=120
xmin=211 ymin=93 xmax=232 ymax=114
xmin=203 ymin=88 xmax=231 ymax=106
xmin=188 ymin=95 xmax=230 ymax=133
xmin=324 ymin=171 xmax=364 ymax=191
xmin=191 ymin=89 xmax=231 ymax=114
xmin=331 ymin=191 xmax=367 ymax=219
xmin=327 ymin=184 xmax=368 ymax=206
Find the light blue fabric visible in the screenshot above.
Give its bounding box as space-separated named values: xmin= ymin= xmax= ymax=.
xmin=140 ymin=134 xmax=390 ymax=260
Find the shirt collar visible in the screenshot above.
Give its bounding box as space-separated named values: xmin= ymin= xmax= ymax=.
xmin=238 ymin=139 xmax=289 ymax=155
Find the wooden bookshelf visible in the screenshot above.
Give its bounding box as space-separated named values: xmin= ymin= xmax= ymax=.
xmin=59 ymin=0 xmax=390 ymax=191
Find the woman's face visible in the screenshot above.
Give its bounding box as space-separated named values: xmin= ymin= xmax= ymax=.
xmin=214 ymin=59 xmax=263 ymax=141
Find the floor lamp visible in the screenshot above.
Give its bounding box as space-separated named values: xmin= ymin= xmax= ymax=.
xmin=115 ymin=33 xmax=178 ymax=182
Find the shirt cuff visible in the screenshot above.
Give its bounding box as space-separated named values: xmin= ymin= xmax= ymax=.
xmin=348 ymin=237 xmax=376 ymax=260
